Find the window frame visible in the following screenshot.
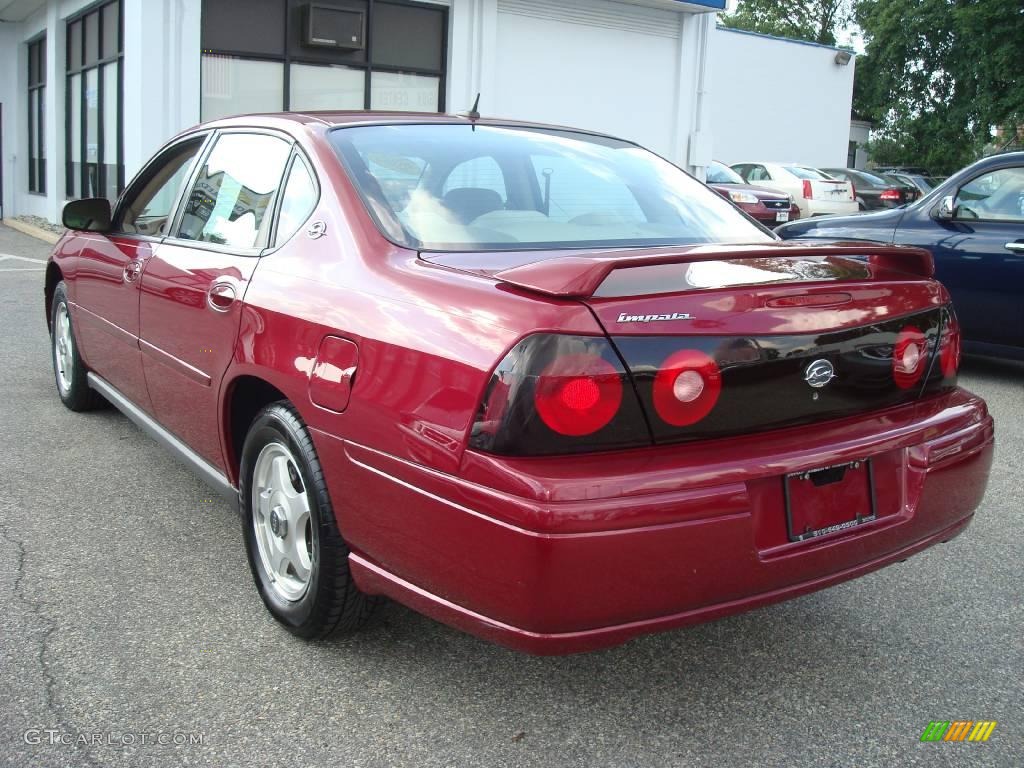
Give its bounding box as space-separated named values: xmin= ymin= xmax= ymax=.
xmin=200 ymin=0 xmax=449 ymax=117
xmin=266 ymin=146 xmax=322 ymax=251
xmin=27 ymin=35 xmax=47 ymax=194
xmin=163 ymin=127 xmax=297 ymax=257
xmin=64 ymin=0 xmax=124 ymax=202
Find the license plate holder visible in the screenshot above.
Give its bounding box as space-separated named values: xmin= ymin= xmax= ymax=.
xmin=784 ymin=460 xmax=876 ymax=542
xmin=775 ymin=211 xmax=790 ymax=222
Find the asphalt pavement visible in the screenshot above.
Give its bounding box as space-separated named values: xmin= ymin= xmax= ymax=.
xmin=0 ymin=222 xmax=1021 ymax=768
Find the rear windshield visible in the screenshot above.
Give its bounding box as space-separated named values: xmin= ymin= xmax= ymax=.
xmin=787 ymin=166 xmax=834 ymax=180
xmin=329 ymin=124 xmax=772 ymax=252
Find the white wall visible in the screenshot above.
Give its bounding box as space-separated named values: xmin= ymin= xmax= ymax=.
xmin=450 ymin=0 xmax=715 ymax=174
xmin=710 ymin=27 xmax=856 ymax=168
xmin=849 ymin=119 xmax=871 ymax=169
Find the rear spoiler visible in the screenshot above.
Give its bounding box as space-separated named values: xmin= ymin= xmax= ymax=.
xmin=490 ymin=242 xmax=935 ymax=298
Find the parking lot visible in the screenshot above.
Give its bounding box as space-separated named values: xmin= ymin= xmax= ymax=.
xmin=0 ymin=221 xmax=1020 ymax=768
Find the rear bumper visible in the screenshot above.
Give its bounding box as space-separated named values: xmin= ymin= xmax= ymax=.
xmin=315 ymin=388 xmax=994 ymax=654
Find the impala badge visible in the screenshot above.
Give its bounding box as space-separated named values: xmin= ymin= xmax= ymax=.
xmin=804 ymin=359 xmax=836 ymax=388
xmin=616 ymin=312 xmax=695 ymax=324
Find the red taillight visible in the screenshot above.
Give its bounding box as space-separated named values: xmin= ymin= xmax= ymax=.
xmin=850 ymin=181 xmax=857 ymax=201
xmin=652 ymin=349 xmax=722 ymax=426
xmin=940 ymin=313 xmax=961 ymax=379
xmin=534 ymin=353 xmax=623 ymax=436
xmin=802 ymin=180 xmax=813 ymax=199
xmin=880 ymin=188 xmax=901 ymax=201
xmin=893 ymin=325 xmax=927 ymax=389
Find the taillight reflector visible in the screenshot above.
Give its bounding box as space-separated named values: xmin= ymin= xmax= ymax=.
xmin=534 ymin=353 xmax=623 ymax=436
xmin=893 ymin=325 xmax=927 ymax=389
xmin=940 ymin=314 xmax=961 ymax=379
xmin=652 ymin=349 xmax=722 ymax=426
xmin=802 ymin=180 xmax=813 ymax=199
xmin=880 ymin=188 xmax=901 ymax=201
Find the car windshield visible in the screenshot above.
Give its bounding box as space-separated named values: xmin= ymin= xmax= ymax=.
xmin=787 ymin=166 xmax=833 ymax=180
xmin=706 ymin=161 xmax=745 ymax=184
xmin=329 ymin=124 xmax=772 ymax=252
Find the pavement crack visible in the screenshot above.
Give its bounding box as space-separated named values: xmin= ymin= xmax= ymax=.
xmin=0 ymin=518 xmax=102 ymax=768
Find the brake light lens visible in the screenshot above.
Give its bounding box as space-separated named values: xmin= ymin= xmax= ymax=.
xmin=469 ymin=334 xmax=651 ymax=456
xmin=850 ymin=181 xmax=857 ymax=201
xmin=940 ymin=312 xmax=961 ymax=379
xmin=893 ymin=325 xmax=927 ymax=389
xmin=802 ymin=180 xmax=813 ymax=199
xmin=652 ymin=349 xmax=722 ymax=426
xmin=880 ymin=188 xmax=901 ymax=201
xmin=534 ymin=354 xmax=623 ymax=436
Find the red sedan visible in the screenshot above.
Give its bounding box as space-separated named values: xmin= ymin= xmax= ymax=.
xmin=706 ymin=160 xmax=800 ymax=226
xmin=47 ymin=113 xmax=994 ymax=654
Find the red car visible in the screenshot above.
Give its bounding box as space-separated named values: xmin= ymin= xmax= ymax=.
xmin=47 ymin=113 xmax=994 ymax=654
xmin=706 ymin=160 xmax=801 ymax=226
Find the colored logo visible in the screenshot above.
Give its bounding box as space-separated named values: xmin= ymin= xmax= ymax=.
xmin=803 ymin=359 xmax=836 ymax=388
xmin=920 ymin=721 xmax=997 ymax=742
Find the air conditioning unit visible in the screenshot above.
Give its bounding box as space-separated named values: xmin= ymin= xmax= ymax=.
xmin=304 ymin=4 xmax=365 ymax=51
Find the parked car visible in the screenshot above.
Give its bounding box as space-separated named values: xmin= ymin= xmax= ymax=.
xmin=705 ymin=161 xmax=800 ymax=226
xmin=730 ymin=162 xmax=858 ymax=218
xmin=48 ymin=113 xmax=994 ymax=654
xmin=821 ymin=168 xmax=919 ymax=210
xmin=874 ymin=165 xmax=931 ymax=176
xmin=777 ymin=151 xmax=1024 ymax=361
xmin=886 ymin=172 xmax=942 ymax=196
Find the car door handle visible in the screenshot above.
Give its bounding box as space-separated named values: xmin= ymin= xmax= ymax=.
xmin=123 ymin=260 xmax=142 ymax=283
xmin=207 ymin=282 xmax=237 ymax=312
xmin=1005 ymin=241 xmax=1024 ymax=254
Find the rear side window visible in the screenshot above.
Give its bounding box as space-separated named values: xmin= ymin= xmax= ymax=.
xmin=747 ymin=166 xmax=771 ymax=182
xmin=273 ymin=155 xmax=318 ymax=247
xmin=175 ymin=133 xmax=291 ymax=249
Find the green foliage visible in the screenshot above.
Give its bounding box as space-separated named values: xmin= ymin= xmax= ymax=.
xmin=721 ymin=0 xmax=854 ymax=46
xmin=854 ymin=0 xmax=1024 ymax=175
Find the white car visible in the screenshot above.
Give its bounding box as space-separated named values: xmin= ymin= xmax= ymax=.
xmin=730 ymin=162 xmax=858 ymax=218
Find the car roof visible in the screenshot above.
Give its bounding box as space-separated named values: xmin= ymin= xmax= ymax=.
xmin=193 ymin=110 xmax=630 ymax=142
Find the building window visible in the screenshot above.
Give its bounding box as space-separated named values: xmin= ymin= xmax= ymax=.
xmin=200 ymin=0 xmax=448 ymax=121
xmin=66 ymin=0 xmax=123 ymax=202
xmin=27 ymin=37 xmax=46 ymax=194
xmin=847 ymin=141 xmax=858 ymax=168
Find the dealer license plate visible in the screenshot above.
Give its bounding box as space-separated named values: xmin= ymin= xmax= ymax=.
xmin=784 ymin=460 xmax=876 ymax=542
xmin=775 ymin=211 xmax=790 ymax=222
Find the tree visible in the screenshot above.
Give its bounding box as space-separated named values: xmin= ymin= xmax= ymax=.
xmin=854 ymin=0 xmax=1024 ymax=174
xmin=720 ymin=0 xmax=854 ymax=46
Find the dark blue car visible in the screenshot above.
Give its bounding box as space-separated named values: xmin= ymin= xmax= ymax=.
xmin=776 ymin=152 xmax=1024 ymax=361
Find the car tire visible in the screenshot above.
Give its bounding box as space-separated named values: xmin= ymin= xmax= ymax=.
xmin=240 ymin=401 xmax=377 ymax=639
xmin=50 ymin=281 xmax=103 ymax=412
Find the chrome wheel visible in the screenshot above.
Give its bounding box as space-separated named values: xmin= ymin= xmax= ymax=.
xmin=251 ymin=442 xmax=314 ymax=602
xmin=54 ymin=302 xmax=74 ymax=394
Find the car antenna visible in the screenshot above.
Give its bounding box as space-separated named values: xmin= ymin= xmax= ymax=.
xmin=460 ymin=93 xmax=481 ymax=125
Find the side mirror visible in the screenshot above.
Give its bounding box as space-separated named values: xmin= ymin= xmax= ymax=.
xmin=62 ymin=198 xmax=112 ymax=232
xmin=934 ymin=195 xmax=956 ymax=221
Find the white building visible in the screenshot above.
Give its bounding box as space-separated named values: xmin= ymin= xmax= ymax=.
xmin=0 ymin=0 xmax=856 ymax=225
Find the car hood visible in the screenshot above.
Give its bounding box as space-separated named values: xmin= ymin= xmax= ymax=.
xmin=708 ymin=182 xmax=789 ymax=201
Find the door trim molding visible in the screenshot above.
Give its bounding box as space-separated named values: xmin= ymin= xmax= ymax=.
xmin=140 ymin=338 xmax=213 ymax=386
xmin=86 ymin=372 xmax=239 ymax=512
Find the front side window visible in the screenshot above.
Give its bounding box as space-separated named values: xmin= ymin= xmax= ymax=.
xmin=330 ymin=124 xmax=772 ymax=252
xmin=176 ymin=133 xmax=292 ymax=249
xmin=27 ymin=37 xmax=46 ymax=193
xmin=116 ymin=137 xmax=205 ymax=236
xmin=955 ymin=167 xmax=1024 ymax=222
xmin=65 ymin=0 xmax=123 ymax=202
